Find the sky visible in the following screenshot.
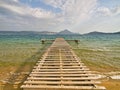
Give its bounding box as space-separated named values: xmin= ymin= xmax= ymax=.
xmin=0 ymin=0 xmax=120 ymax=34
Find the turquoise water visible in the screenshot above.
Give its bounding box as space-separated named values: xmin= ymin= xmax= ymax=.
xmin=0 ymin=32 xmax=120 ymax=51
xmin=78 ymin=34 xmax=120 ymax=51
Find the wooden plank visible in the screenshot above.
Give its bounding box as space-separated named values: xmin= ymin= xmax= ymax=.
xmin=21 ymin=85 xmax=106 ymax=90
xmin=32 ymin=68 xmax=89 ymax=72
xmin=27 ymin=77 xmax=98 ymax=80
xmin=34 ymin=67 xmax=86 ymax=69
xmin=44 ymin=55 xmax=77 ymax=57
xmin=34 ymin=65 xmax=86 ymax=68
xmin=36 ymin=63 xmax=84 ymax=65
xmin=31 ymin=71 xmax=93 ymax=74
xmin=24 ymin=81 xmax=60 ymax=84
xmin=29 ymin=74 xmax=96 ymax=77
xmin=37 ymin=61 xmax=79 ymax=63
xmin=38 ymin=59 xmax=80 ymax=61
xmin=24 ymin=81 xmax=101 ymax=84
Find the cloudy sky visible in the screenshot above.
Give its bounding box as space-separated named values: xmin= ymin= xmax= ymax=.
xmin=0 ymin=0 xmax=120 ymax=33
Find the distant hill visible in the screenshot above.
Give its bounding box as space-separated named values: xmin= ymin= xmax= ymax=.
xmin=39 ymin=31 xmax=56 ymax=35
xmin=84 ymin=31 xmax=120 ymax=35
xmin=57 ymin=29 xmax=78 ymax=35
xmin=0 ymin=31 xmax=119 ymax=35
xmin=113 ymin=31 xmax=120 ymax=34
xmin=0 ymin=31 xmax=56 ymax=35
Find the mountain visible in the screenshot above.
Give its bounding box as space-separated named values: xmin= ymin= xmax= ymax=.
xmin=0 ymin=31 xmax=119 ymax=35
xmin=0 ymin=31 xmax=37 ymax=35
xmin=57 ymin=29 xmax=77 ymax=35
xmin=84 ymin=31 xmax=120 ymax=35
xmin=85 ymin=31 xmax=105 ymax=35
xmin=0 ymin=31 xmax=56 ymax=35
xmin=113 ymin=31 xmax=120 ymax=34
xmin=39 ymin=31 xmax=56 ymax=35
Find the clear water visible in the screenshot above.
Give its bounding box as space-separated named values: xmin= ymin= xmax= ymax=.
xmin=0 ymin=32 xmax=120 ymax=51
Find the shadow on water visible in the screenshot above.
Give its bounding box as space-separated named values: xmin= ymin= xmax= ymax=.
xmin=2 ymin=42 xmax=51 ymax=90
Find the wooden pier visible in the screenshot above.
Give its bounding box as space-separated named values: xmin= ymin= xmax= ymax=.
xmin=21 ymin=38 xmax=106 ymax=90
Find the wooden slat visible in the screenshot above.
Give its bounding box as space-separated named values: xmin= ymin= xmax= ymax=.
xmin=24 ymin=81 xmax=101 ymax=84
xmin=31 ymin=71 xmax=93 ymax=74
xmin=36 ymin=63 xmax=84 ymax=65
xmin=32 ymin=68 xmax=89 ymax=71
xmin=34 ymin=65 xmax=86 ymax=68
xmin=42 ymin=60 xmax=79 ymax=62
xmin=27 ymin=77 xmax=98 ymax=80
xmin=29 ymin=73 xmax=96 ymax=77
xmin=21 ymin=85 xmax=106 ymax=90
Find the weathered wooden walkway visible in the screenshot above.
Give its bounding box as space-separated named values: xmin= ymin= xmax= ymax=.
xmin=21 ymin=38 xmax=106 ymax=90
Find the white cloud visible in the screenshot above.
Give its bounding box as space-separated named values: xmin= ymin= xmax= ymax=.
xmin=13 ymin=0 xmax=19 ymax=2
xmin=0 ymin=4 xmax=26 ymax=15
xmin=74 ymin=11 xmax=120 ymax=34
xmin=113 ymin=6 xmax=120 ymax=15
xmin=0 ymin=0 xmax=98 ymax=32
xmin=94 ymin=6 xmax=120 ymax=17
xmin=30 ymin=8 xmax=55 ymax=18
xmin=0 ymin=0 xmax=55 ymax=18
xmin=96 ymin=7 xmax=112 ymax=16
xmin=44 ymin=0 xmax=97 ymax=24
